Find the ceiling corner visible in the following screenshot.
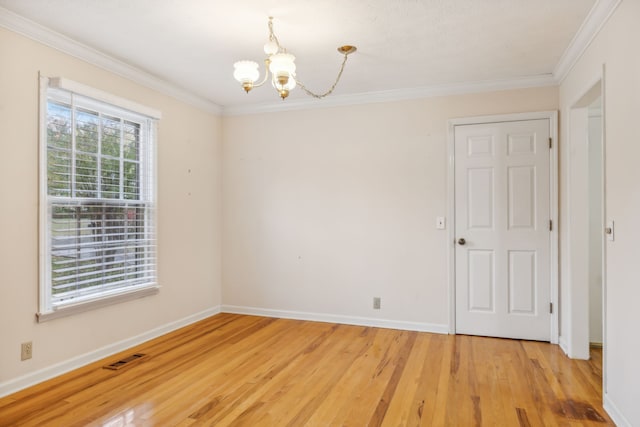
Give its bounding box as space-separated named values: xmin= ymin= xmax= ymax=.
xmin=553 ymin=0 xmax=623 ymax=84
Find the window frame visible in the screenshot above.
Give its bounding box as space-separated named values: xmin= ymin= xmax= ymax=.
xmin=38 ymin=76 xmax=161 ymax=322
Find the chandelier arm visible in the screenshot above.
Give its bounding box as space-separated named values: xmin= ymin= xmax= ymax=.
xmin=294 ymin=53 xmax=350 ymax=99
xmin=251 ymin=60 xmax=272 ymax=88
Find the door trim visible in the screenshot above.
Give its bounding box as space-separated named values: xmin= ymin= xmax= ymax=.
xmin=447 ymin=111 xmax=559 ymax=343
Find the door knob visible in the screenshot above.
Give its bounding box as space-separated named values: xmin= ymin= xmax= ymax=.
xmin=458 ymin=238 xmax=466 ymax=245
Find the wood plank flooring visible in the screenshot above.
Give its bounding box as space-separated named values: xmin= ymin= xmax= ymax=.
xmin=0 ymin=314 xmax=613 ymax=426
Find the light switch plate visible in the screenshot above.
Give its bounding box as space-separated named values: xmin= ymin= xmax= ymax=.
xmin=436 ymin=216 xmax=446 ymax=230
xmin=606 ymin=220 xmax=614 ymax=241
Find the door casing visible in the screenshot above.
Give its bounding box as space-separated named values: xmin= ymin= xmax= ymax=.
xmin=447 ymin=111 xmax=559 ymax=343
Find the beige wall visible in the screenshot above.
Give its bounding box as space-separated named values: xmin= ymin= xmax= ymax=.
xmin=222 ymin=87 xmax=558 ymax=329
xmin=0 ymin=28 xmax=222 ymax=390
xmin=559 ymin=0 xmax=640 ymax=424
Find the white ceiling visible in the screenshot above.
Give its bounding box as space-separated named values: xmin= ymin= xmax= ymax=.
xmin=0 ymin=0 xmax=597 ymax=110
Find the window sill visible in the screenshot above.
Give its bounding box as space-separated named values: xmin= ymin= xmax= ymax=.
xmin=36 ymin=286 xmax=159 ymax=322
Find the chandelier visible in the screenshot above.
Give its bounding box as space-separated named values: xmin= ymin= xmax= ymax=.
xmin=233 ymin=17 xmax=357 ymax=100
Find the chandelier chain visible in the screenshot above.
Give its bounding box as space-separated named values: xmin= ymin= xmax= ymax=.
xmin=268 ymin=16 xmax=350 ymax=98
xmin=295 ymin=53 xmax=350 ymax=99
xmin=268 ymin=17 xmax=283 ymax=52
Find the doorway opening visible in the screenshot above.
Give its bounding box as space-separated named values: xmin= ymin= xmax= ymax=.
xmin=587 ymin=96 xmax=603 ymax=349
xmin=566 ymin=79 xmax=605 ymax=364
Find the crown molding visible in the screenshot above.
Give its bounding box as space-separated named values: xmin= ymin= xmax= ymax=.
xmin=222 ymin=74 xmax=557 ymax=116
xmin=0 ymin=6 xmax=222 ymax=115
xmin=553 ymin=0 xmax=623 ymax=83
xmin=2 ymin=0 xmax=620 ymax=117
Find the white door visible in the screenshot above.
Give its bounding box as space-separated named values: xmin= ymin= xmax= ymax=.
xmin=454 ymin=119 xmax=551 ymax=341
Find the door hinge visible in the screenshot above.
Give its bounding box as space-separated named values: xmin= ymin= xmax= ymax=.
xmin=549 ymin=137 xmax=552 ymax=149
xmin=549 ymin=220 xmax=552 ymax=231
xmin=550 ymin=302 xmax=553 ymax=314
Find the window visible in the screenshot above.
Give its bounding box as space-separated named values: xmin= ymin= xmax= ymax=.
xmin=38 ymin=77 xmax=160 ymax=321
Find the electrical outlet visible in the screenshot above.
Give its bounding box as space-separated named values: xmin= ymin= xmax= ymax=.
xmin=373 ymin=297 xmax=381 ymax=310
xmin=21 ymin=342 xmax=32 ymax=361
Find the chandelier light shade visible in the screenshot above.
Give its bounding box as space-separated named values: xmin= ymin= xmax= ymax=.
xmin=232 ymin=60 xmax=260 ymax=92
xmin=233 ymin=17 xmax=356 ymax=100
xmin=268 ymin=53 xmax=296 ymax=78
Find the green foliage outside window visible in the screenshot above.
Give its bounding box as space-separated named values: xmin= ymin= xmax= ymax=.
xmin=46 ymin=101 xmax=148 ymax=299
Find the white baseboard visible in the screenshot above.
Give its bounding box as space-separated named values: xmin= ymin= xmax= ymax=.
xmin=557 ymin=335 xmax=592 ymax=360
xmin=604 ymin=392 xmax=632 ymax=427
xmin=221 ymin=305 xmax=449 ymax=334
xmin=558 ymin=335 xmax=569 ymax=356
xmin=1 ymin=305 xmax=447 ymax=398
xmin=0 ymin=306 xmax=220 ymax=398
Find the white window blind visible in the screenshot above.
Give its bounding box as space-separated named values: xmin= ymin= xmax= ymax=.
xmin=39 ymin=77 xmax=159 ymax=320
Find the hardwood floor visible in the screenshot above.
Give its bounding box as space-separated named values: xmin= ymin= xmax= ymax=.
xmin=0 ymin=314 xmax=612 ymax=426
